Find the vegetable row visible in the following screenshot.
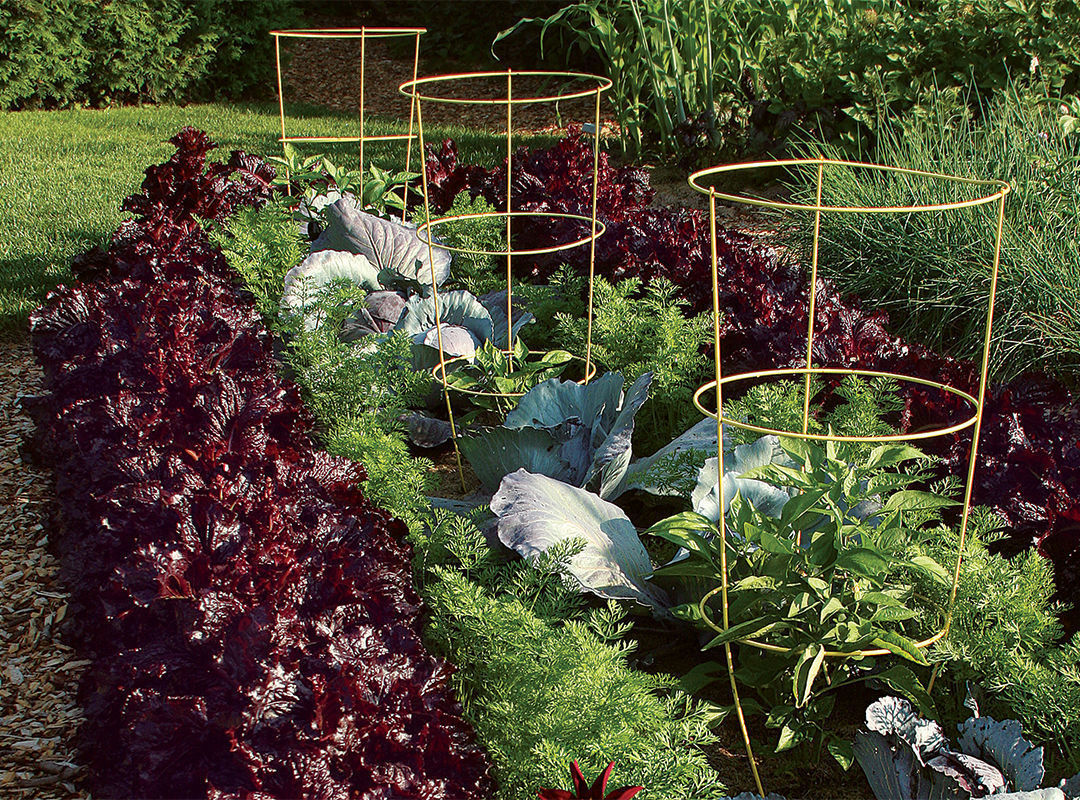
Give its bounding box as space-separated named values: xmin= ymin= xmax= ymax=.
xmin=25 ymin=128 xmax=493 ymax=799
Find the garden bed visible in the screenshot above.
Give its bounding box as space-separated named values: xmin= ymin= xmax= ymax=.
xmin=22 ymin=122 xmax=1080 ymax=799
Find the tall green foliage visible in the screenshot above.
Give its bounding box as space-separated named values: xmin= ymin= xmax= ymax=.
xmin=497 ymin=0 xmax=1080 ymax=158
xmin=418 ymin=512 xmax=730 ymax=799
xmin=210 ymin=202 xmax=304 ymax=320
xmin=556 ymin=276 xmax=711 ymax=455
xmin=790 ymin=84 xmax=1080 ymax=381
xmin=649 ymin=436 xmax=954 ymax=766
xmin=0 ymin=0 xmax=299 ymax=109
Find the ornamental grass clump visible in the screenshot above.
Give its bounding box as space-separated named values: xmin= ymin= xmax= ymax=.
xmin=792 ymin=82 xmax=1080 ymax=384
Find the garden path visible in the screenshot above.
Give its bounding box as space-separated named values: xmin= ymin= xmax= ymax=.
xmin=0 ymin=342 xmax=86 ymax=798
xmin=280 ymin=35 xmax=618 ymax=135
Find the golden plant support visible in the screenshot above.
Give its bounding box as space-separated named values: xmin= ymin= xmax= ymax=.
xmin=270 ymin=27 xmax=426 ymax=222
xmin=400 ymin=71 xmax=611 ymax=491
xmin=686 ymin=158 xmax=1010 ymax=796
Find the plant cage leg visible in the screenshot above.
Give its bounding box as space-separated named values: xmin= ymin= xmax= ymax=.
xmin=416 ymin=96 xmax=466 ymax=493
xmin=710 ymin=189 xmax=766 ymax=797
xmin=802 ymin=160 xmax=825 ymax=436
xmin=401 ymin=32 xmax=421 ymax=224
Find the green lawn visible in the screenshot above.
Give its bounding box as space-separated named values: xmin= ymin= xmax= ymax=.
xmin=0 ymin=102 xmax=527 ymax=340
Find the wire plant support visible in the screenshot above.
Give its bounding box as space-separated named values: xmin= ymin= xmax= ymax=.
xmin=400 ymin=70 xmax=611 ymax=491
xmin=686 ymin=158 xmax=1010 ymax=795
xmin=270 ymin=27 xmax=425 ymax=222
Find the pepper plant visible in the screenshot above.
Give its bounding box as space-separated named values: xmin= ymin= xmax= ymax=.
xmin=267 ymin=143 xmax=418 ymax=224
xmin=647 ymin=436 xmax=957 ymax=766
xmin=443 ymin=339 xmax=574 ymax=419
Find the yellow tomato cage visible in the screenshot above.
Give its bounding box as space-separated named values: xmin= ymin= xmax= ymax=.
xmin=399 ymin=71 xmax=611 ymax=490
xmin=270 ymin=27 xmax=425 ymax=222
xmin=686 ymin=158 xmax=1009 ymax=794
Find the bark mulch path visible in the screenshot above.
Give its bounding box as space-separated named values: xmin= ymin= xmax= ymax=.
xmin=0 ymin=341 xmax=87 ymax=798
xmin=279 ymin=35 xmax=619 ymax=137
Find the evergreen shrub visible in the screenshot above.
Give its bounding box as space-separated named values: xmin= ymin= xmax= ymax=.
xmin=0 ymin=0 xmax=299 ymax=109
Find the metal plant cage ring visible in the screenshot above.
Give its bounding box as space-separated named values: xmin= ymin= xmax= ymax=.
xmin=402 ymin=70 xmax=610 ymax=492
xmin=271 ymin=27 xmax=426 ymax=222
xmin=687 ymin=158 xmax=1010 ymax=213
xmin=686 ymin=157 xmax=1009 ymax=795
xmin=398 ymin=70 xmax=612 ymax=106
xmin=691 ymin=367 xmax=980 ymax=443
xmin=270 ymin=27 xmax=427 ymax=38
xmin=431 ymin=352 xmax=599 ymax=400
xmin=416 ymin=212 xmax=607 ymax=257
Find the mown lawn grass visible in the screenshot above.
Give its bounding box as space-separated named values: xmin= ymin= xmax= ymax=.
xmin=0 ymin=101 xmax=528 ymax=340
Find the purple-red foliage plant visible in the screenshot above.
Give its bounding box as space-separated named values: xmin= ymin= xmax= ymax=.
xmin=424 ymin=131 xmax=1080 ymax=628
xmin=27 ymin=128 xmax=493 ymax=798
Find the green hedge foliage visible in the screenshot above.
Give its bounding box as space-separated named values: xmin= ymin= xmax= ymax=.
xmin=0 ymin=0 xmax=300 ymax=109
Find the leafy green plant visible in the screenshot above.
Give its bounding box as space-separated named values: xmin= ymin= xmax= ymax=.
xmin=415 ymin=193 xmax=506 ymax=297
xmin=556 ymin=277 xmax=710 ymax=455
xmin=496 ymin=0 xmax=1080 ymax=159
xmin=209 ymin=201 xmax=305 ymax=320
xmin=394 ymin=289 xmax=501 ymax=368
xmin=268 ymin=144 xmax=419 ymax=227
xmin=647 ymin=437 xmax=957 ymax=764
xmin=443 ymin=339 xmax=573 ymax=417
xmin=790 ymin=81 xmax=1080 ymax=381
xmin=517 ymin=265 xmax=589 ymax=352
xmin=490 ymin=469 xmax=671 ymax=615
xmin=220 ymin=199 xmax=729 ymax=798
xmin=722 ymin=375 xmax=902 ymax=448
xmin=417 ymin=510 xmax=730 ymax=799
xmin=0 ymin=0 xmax=298 ymax=109
xmin=279 ymin=290 xmax=436 ymax=528
xmin=920 ymin=515 xmax=1080 ymax=776
xmin=619 ymin=374 xmax=906 ymax=500
xmin=313 ymin=201 xmax=451 ymax=290
xmin=495 ymin=0 xmax=727 ymax=156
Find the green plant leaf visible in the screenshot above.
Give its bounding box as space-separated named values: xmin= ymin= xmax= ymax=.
xmin=870 ymin=630 xmax=930 ymax=666
xmin=733 ymin=575 xmax=780 ymax=592
xmin=883 ymin=490 xmax=959 ymax=513
xmin=865 ymin=443 xmax=927 ymax=470
xmin=702 ymin=618 xmax=780 ymax=649
xmin=872 ymin=665 xmax=934 ymax=716
xmin=870 ymin=604 xmax=917 ymax=623
xmin=820 ymin=595 xmax=844 ymax=622
xmin=904 ymin=554 xmax=952 ymax=588
xmin=760 ymin=528 xmax=796 ymax=555
xmin=794 ymin=644 xmax=827 ymax=708
xmin=827 ymin=736 xmax=856 ymax=771
xmin=836 ymin=547 xmax=891 ymax=580
xmin=680 ymin=661 xmax=726 ymax=693
xmin=776 ymin=721 xmax=802 ymax=752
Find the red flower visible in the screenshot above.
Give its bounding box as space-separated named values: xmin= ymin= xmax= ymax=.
xmin=537 ymin=761 xmax=644 ymax=800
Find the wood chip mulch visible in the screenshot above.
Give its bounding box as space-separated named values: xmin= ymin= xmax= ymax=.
xmin=0 ymin=341 xmax=88 ymax=799
xmin=279 ymin=35 xmax=619 ymax=136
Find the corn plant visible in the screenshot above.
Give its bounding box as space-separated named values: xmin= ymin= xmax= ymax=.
xmin=496 ymin=0 xmax=1080 ymax=160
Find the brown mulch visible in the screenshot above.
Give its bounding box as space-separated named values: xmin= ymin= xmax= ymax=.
xmin=0 ymin=342 xmax=88 ymax=798
xmin=279 ymin=35 xmax=618 ymax=136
